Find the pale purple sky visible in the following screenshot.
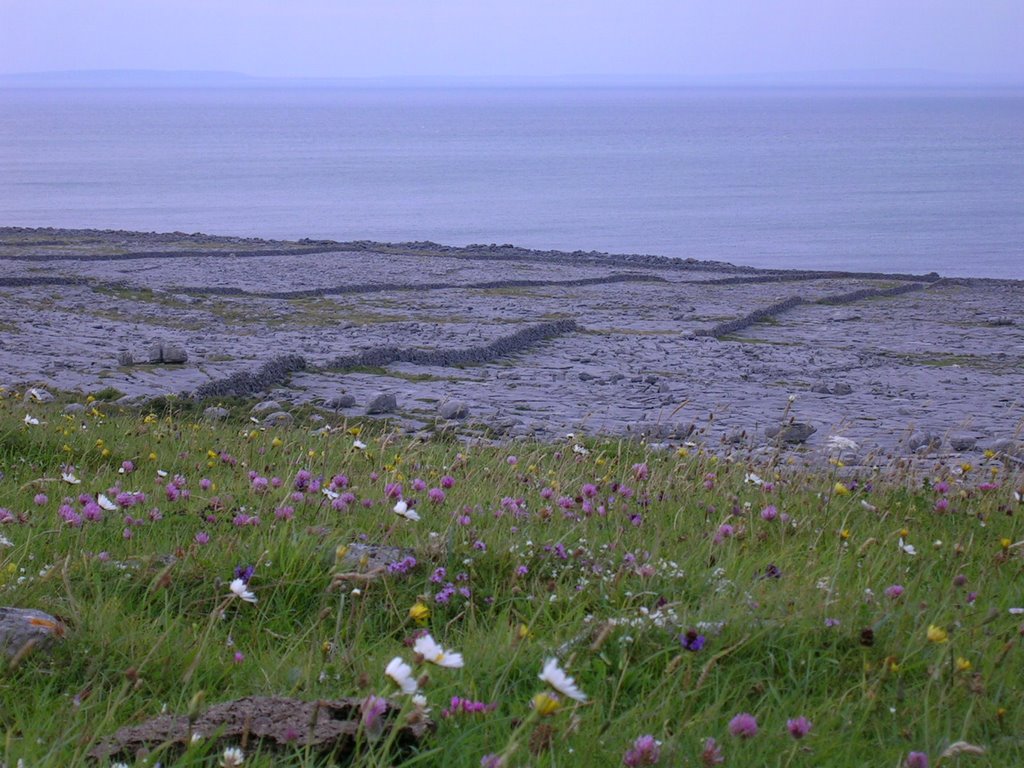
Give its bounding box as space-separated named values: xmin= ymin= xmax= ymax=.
xmin=2 ymin=0 xmax=1022 ymax=81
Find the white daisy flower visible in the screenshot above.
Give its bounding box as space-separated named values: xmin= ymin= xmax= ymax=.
xmin=538 ymin=658 xmax=587 ymax=702
xmin=61 ymin=470 xmax=81 ymax=485
xmin=385 ymin=656 xmax=418 ymax=694
xmin=353 ymin=439 xmax=367 ymax=450
xmin=322 ymin=487 xmax=340 ymax=500
xmin=898 ymin=538 xmax=917 ymax=556
xmin=229 ymin=578 xmax=257 ymax=604
xmin=23 ymin=414 xmax=40 ymax=426
xmin=827 ymin=436 xmax=859 ymax=453
xmin=97 ymin=494 xmax=119 ymax=511
xmin=413 ymin=633 xmax=464 ymax=668
xmin=744 ymin=472 xmax=764 ymax=486
xmin=393 ymin=500 xmax=420 ymax=521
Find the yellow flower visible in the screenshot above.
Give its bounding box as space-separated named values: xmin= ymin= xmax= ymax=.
xmin=956 ymin=657 xmax=972 ymax=672
xmin=960 ymin=463 xmax=972 ymax=473
xmin=408 ymin=602 xmax=430 ymax=625
xmin=207 ymin=449 xmax=218 ymax=459
xmin=983 ymin=449 xmax=996 ymax=459
xmin=347 ymin=426 xmax=362 ymax=436
xmin=840 ymin=529 xmax=850 ymax=540
xmin=833 ymin=482 xmax=850 ymax=496
xmin=101 ymin=448 xmax=110 ymax=458
xmin=271 ymin=437 xmax=283 ymax=447
xmin=95 ymin=438 xmax=105 ymax=448
xmin=517 ymin=623 xmax=535 ymax=641
xmin=531 ymin=692 xmax=562 ymax=716
xmin=1000 ymin=538 xmax=1011 ymax=550
xmin=148 ymin=452 xmax=157 ymax=461
xmin=927 ymin=624 xmax=949 ymax=643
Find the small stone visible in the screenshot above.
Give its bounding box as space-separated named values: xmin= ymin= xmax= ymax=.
xmin=203 ymin=406 xmax=229 ymax=421
xmin=251 ymin=400 xmax=281 ymax=414
xmin=832 ymin=382 xmax=853 ymax=396
xmin=366 ymin=393 xmax=397 ymax=415
xmin=810 ymin=382 xmax=832 ymax=394
xmin=766 ymin=422 xmax=816 ymax=443
xmin=117 ymin=351 xmax=134 ymax=366
xmin=263 ymin=411 xmax=294 ymax=428
xmin=62 ymin=403 xmax=87 ymax=415
xmin=578 ymin=372 xmax=596 ymax=381
xmin=438 ymin=401 xmax=470 ymax=420
xmin=327 ymin=394 xmax=356 ymax=410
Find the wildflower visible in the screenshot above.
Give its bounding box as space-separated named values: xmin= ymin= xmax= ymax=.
xmin=680 ymin=630 xmax=706 ymax=652
xmin=538 ymin=658 xmax=587 ymax=702
xmin=760 ymin=505 xmax=778 ymax=521
xmin=361 ymin=694 xmax=388 ymax=739
xmin=623 ymin=734 xmax=661 ymax=766
xmin=409 ymin=602 xmax=430 ymax=624
xmin=480 ymin=754 xmax=505 ymax=768
xmin=905 ymin=752 xmax=929 ymax=768
xmin=97 ymin=494 xmax=118 ymax=511
xmin=884 ymin=584 xmax=904 ymax=599
xmin=385 ymin=657 xmax=418 ymax=694
xmin=700 ymin=737 xmax=725 ymax=766
xmin=956 ymin=657 xmax=972 ymax=672
xmin=229 ymin=578 xmax=257 ymax=604
xmin=531 ymin=691 xmax=562 ymax=716
xmin=744 ymin=472 xmax=764 ymax=486
xmin=393 ymin=500 xmax=420 ymax=521
xmin=833 ymin=482 xmax=850 ymax=496
xmin=353 ymin=439 xmax=367 ymax=450
xmin=23 ymin=414 xmax=40 ymax=426
xmin=786 ymin=716 xmax=812 ymax=739
xmin=728 ymin=712 xmax=758 ymax=738
xmin=898 ymin=537 xmax=917 ymax=556
xmin=926 ymin=624 xmax=948 ymax=643
xmin=61 ymin=470 xmax=81 ymax=484
xmin=827 ymin=436 xmax=859 ymax=452
xmin=33 ymin=493 xmax=48 ymax=506
xmin=413 ymin=633 xmax=464 ymax=668
xmin=220 ymin=746 xmax=245 ymax=767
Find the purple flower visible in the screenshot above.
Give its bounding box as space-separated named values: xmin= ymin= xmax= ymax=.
xmin=680 ymin=630 xmax=706 ymax=652
xmin=632 ymin=463 xmax=649 ymax=480
xmin=480 ymin=754 xmax=504 ymax=768
xmin=906 ymin=752 xmax=929 ymax=768
xmin=786 ymin=716 xmax=812 ymax=739
xmin=33 ymin=493 xmax=48 ymax=506
xmin=412 ymin=478 xmax=427 ymax=491
xmin=884 ymin=584 xmax=905 ymax=599
xmin=428 ymin=487 xmax=446 ymax=504
xmin=622 ymin=734 xmax=661 ymax=766
xmin=234 ymin=564 xmax=255 ymax=584
xmin=294 ymin=469 xmax=312 ymax=491
xmin=700 ymin=737 xmax=724 ymax=766
xmin=441 ymin=475 xmax=455 ymax=489
xmin=728 ymin=712 xmax=758 ymax=738
xmin=760 ymin=505 xmax=778 ymax=521
xmin=194 ymin=531 xmax=210 ymax=545
xmin=360 ymin=695 xmax=388 ymax=740
xmin=825 ymin=618 xmax=841 ymax=628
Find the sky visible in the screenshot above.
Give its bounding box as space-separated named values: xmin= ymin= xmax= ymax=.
xmin=2 ymin=0 xmax=1023 ymax=82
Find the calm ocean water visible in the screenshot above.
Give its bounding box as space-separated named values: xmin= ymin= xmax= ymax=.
xmin=0 ymin=87 xmax=1021 ymax=278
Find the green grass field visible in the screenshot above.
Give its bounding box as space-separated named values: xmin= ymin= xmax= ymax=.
xmin=0 ymin=391 xmax=1021 ymax=766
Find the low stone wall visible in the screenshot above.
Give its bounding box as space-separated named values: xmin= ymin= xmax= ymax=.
xmin=192 ymin=355 xmax=308 ymax=400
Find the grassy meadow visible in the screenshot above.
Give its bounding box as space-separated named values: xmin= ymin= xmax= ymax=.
xmin=0 ymin=391 xmax=1022 ymax=766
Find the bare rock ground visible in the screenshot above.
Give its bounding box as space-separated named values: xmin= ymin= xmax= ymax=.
xmin=1 ymin=227 xmax=1021 ymax=461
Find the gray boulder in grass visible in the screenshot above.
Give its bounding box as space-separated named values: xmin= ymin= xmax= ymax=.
xmin=0 ymin=607 xmax=66 ymax=662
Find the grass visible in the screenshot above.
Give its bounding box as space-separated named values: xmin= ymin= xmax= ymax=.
xmin=1 ymin=391 xmax=1022 ymax=766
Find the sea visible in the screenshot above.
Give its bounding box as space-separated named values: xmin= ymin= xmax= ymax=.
xmin=0 ymin=86 xmax=1021 ymax=279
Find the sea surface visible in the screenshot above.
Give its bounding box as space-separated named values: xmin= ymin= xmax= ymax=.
xmin=1 ymin=87 xmax=1021 ymax=278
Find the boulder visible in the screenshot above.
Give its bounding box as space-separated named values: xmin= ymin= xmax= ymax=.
xmin=832 ymin=382 xmax=853 ymax=396
xmin=327 ymin=394 xmax=356 ymax=410
xmin=62 ymin=403 xmax=86 ymax=415
xmin=251 ymin=399 xmax=281 ymax=414
xmin=438 ymin=400 xmax=470 ymax=420
xmin=116 ymin=351 xmax=134 ymax=367
xmin=366 ymin=392 xmax=397 ymax=415
xmin=908 ymin=431 xmax=941 ymax=452
xmin=0 ymin=607 xmax=65 ymax=661
xmin=810 ymin=382 xmax=831 ymax=394
xmin=262 ymin=411 xmax=294 ymax=428
xmin=766 ymin=422 xmax=816 ymax=444
xmin=147 ymin=340 xmax=188 ymax=365
xmin=949 ymin=433 xmax=977 ymax=452
xmin=203 ymin=406 xmax=230 ymax=421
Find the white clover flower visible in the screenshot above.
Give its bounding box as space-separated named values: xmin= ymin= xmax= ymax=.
xmin=538 ymin=658 xmax=587 ymax=702
xmin=393 ymin=500 xmax=420 ymax=521
xmin=385 ymin=656 xmax=418 ymax=695
xmin=413 ymin=633 xmax=464 ymax=668
xmin=229 ymin=578 xmax=257 ymax=604
xmin=97 ymin=494 xmax=119 ymax=511
xmin=220 ymin=746 xmax=245 ymax=767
